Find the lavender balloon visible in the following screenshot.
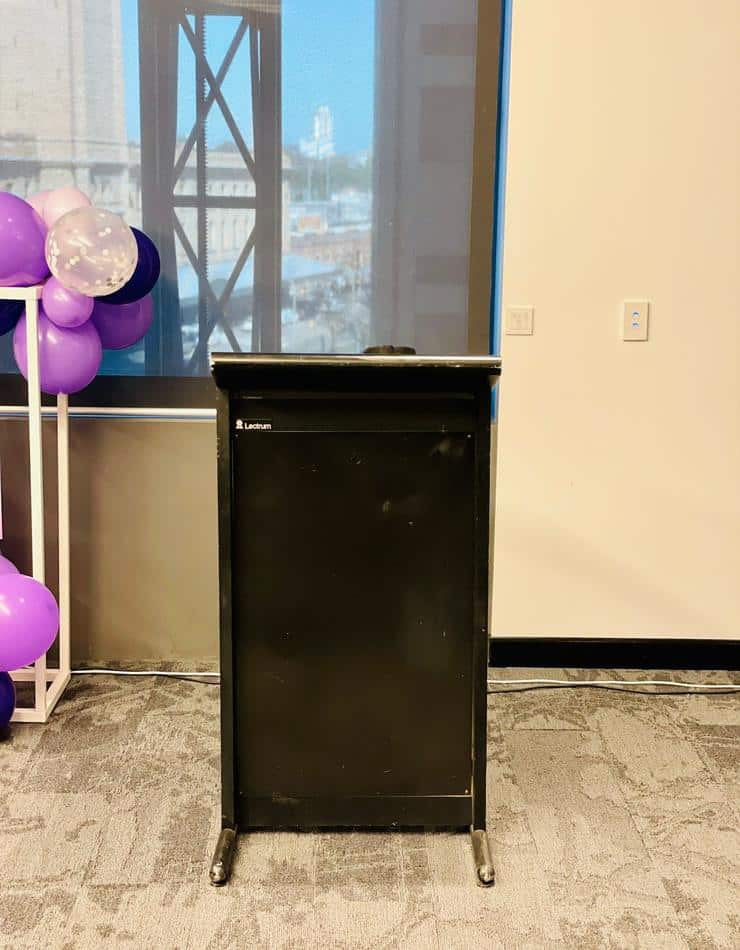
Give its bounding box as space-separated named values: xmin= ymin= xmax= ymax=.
xmin=13 ymin=309 xmax=102 ymax=395
xmin=26 ymin=191 xmax=51 ymax=218
xmin=42 ymin=187 xmax=91 ymax=228
xmin=0 ymin=574 xmax=59 ymax=673
xmin=0 ymin=553 xmax=19 ymax=576
xmin=0 ymin=192 xmax=50 ymax=287
xmin=42 ymin=276 xmax=94 ymax=328
xmin=92 ymin=293 xmax=154 ymax=350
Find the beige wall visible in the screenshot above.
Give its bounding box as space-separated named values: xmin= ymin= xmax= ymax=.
xmin=492 ymin=0 xmax=740 ymax=639
xmin=0 ymin=420 xmax=219 ymax=664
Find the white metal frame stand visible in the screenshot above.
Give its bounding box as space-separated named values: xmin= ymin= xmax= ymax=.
xmin=0 ymin=285 xmax=71 ymax=723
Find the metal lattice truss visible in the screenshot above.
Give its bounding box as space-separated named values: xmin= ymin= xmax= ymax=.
xmin=139 ymin=1 xmax=281 ymax=375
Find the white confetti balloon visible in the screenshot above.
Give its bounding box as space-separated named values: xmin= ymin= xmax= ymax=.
xmin=45 ymin=207 xmax=138 ymax=297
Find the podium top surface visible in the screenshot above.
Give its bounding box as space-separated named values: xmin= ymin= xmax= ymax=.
xmin=211 ymin=352 xmax=502 ymax=391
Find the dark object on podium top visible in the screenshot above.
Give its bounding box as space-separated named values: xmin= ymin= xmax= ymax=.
xmin=101 ymin=227 xmax=160 ymax=305
xmin=363 ymin=344 xmax=417 ymax=355
xmin=210 ymin=352 xmax=501 ymax=887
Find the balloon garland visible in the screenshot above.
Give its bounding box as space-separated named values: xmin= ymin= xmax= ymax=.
xmin=0 ymin=188 xmax=161 ymax=729
xmin=0 ymin=187 xmax=160 ymax=395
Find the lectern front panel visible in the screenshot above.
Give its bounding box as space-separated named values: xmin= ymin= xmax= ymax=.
xmin=232 ymin=425 xmax=474 ymax=822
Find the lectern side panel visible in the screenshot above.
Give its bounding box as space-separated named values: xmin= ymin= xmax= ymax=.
xmin=232 ymin=430 xmax=474 ymax=807
xmin=216 ymin=389 xmax=236 ymax=829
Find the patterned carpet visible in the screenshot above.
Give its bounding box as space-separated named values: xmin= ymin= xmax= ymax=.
xmin=0 ymin=668 xmax=738 ymax=949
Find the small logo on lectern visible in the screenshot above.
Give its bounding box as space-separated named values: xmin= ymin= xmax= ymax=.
xmin=236 ymin=419 xmax=272 ymax=431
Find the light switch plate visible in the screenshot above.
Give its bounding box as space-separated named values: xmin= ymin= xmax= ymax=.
xmin=623 ymin=301 xmax=649 ymax=341
xmin=505 ymin=306 xmax=534 ymax=335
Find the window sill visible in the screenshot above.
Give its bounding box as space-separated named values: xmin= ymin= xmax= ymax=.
xmin=0 ymin=374 xmax=218 ymax=412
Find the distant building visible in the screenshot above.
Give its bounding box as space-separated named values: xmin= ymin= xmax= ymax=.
xmin=0 ymin=0 xmax=130 ymax=207
xmin=0 ymin=0 xmax=292 ymax=260
xmin=291 ymin=190 xmax=371 ymax=236
xmin=291 ymin=230 xmax=371 ymax=273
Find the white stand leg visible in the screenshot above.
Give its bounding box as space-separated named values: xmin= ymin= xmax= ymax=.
xmin=48 ymin=391 xmax=71 ymax=713
xmin=26 ymin=290 xmax=47 ymax=717
xmin=1 ymin=286 xmax=71 ymax=723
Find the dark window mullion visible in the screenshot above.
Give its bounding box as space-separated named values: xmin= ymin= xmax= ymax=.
xmin=194 ymin=14 xmax=209 ymax=377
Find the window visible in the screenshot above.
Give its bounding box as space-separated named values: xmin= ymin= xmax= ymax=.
xmin=0 ymin=0 xmax=502 ymax=407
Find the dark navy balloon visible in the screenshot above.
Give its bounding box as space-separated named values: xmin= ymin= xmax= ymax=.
xmin=102 ymin=228 xmax=160 ymax=305
xmin=0 ymin=300 xmax=23 ymax=337
xmin=0 ymin=671 xmax=15 ymax=730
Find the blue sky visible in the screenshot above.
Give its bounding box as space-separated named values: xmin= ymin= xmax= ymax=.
xmin=121 ymin=0 xmax=375 ymax=155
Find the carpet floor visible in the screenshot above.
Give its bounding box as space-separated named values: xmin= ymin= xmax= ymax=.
xmin=0 ymin=668 xmax=738 ymax=949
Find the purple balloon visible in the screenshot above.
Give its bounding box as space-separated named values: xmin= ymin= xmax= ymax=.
xmin=42 ymin=276 xmax=94 ymax=328
xmin=0 ymin=574 xmax=59 ymax=673
xmin=0 ymin=192 xmax=50 ymax=287
xmin=0 ymin=553 xmax=19 ymax=576
xmin=0 ymin=672 xmax=15 ymax=729
xmin=101 ymin=228 xmax=160 ymax=305
xmin=13 ymin=309 xmax=102 ymax=395
xmin=92 ymin=293 xmax=154 ymax=350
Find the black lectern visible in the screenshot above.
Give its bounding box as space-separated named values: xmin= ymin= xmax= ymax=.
xmin=210 ymin=352 xmax=501 ymax=886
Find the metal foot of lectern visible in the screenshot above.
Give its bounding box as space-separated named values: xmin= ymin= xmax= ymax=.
xmin=471 ymin=828 xmax=495 ymax=886
xmin=210 ymin=827 xmax=495 ymax=888
xmin=209 ymin=826 xmax=237 ymax=886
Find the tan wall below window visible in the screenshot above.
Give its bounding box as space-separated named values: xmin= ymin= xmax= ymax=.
xmin=0 ymin=419 xmax=219 ymax=665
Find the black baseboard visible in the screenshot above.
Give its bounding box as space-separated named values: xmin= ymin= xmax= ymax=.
xmin=489 ymin=638 xmax=739 ymax=671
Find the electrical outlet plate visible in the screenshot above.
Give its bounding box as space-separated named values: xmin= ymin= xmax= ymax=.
xmin=623 ymin=301 xmax=649 ymax=341
xmin=505 ymin=306 xmax=534 ymax=335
